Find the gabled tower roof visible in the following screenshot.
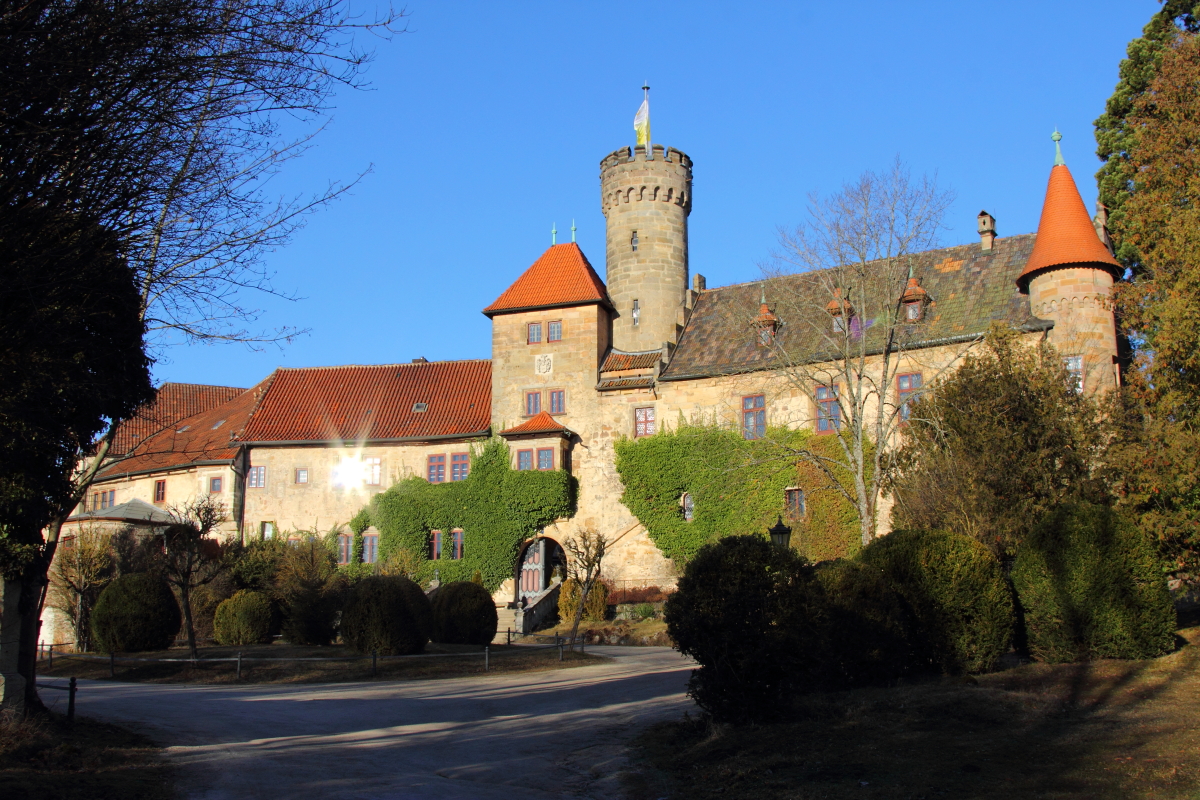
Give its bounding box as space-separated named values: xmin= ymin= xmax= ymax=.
xmin=483 ymin=243 xmax=610 ymax=317
xmin=1017 ymin=148 xmax=1122 ymax=289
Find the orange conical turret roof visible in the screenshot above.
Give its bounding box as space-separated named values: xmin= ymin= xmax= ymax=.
xmin=1017 ymin=133 xmax=1121 ymax=289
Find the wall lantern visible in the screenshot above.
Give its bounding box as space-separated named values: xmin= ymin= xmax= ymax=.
xmin=768 ymin=516 xmax=792 ymax=549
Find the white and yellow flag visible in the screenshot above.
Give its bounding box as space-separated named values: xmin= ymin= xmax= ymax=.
xmin=634 ymin=95 xmax=651 ymax=147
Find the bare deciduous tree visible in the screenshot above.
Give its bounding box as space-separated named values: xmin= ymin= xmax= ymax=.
xmin=162 ymin=496 xmax=238 ymax=659
xmin=755 ymin=159 xmax=969 ymax=546
xmin=563 ymin=529 xmax=608 ymax=652
xmin=48 ymin=524 xmax=114 ymax=652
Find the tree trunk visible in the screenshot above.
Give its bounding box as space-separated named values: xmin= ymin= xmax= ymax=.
xmin=17 ymin=568 xmax=47 ymax=713
xmin=180 ymin=583 xmax=198 ymax=660
xmin=568 ymin=581 xmax=590 ymax=653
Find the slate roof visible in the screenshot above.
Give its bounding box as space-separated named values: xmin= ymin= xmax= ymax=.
xmin=483 ymin=243 xmax=611 ymax=317
xmin=237 ymin=361 xmax=492 ymax=443
xmin=661 ymin=235 xmax=1051 ymax=382
xmin=1018 ymin=163 xmax=1122 ymax=287
xmin=97 ymin=378 xmax=271 ymax=480
xmin=67 ymin=497 xmax=174 ymax=525
xmin=498 ymin=410 xmax=570 ymax=437
xmin=111 ymin=382 xmax=245 ymax=455
xmin=600 ymin=350 xmax=661 ymax=372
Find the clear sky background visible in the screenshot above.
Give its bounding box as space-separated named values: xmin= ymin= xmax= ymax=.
xmin=152 ymin=0 xmax=1161 ymax=389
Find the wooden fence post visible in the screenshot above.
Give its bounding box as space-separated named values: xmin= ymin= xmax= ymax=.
xmin=484 ymin=646 xmax=489 ymax=672
xmin=67 ymin=677 xmax=76 ymax=723
xmin=110 ymin=652 xmax=115 ymax=678
xmin=237 ymin=652 xmax=242 ymax=681
xmin=371 ymin=650 xmax=377 ymax=677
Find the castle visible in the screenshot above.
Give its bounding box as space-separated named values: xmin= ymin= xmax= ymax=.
xmin=61 ymin=130 xmax=1123 ymax=625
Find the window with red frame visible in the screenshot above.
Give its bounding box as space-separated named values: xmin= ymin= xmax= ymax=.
xmin=634 ymin=407 xmax=656 ymax=437
xmin=154 ymin=480 xmax=166 ymax=503
xmin=548 ymin=321 xmax=562 ymax=342
xmin=450 ymin=529 xmax=464 ymax=560
xmin=429 ymin=530 xmax=442 ymax=560
xmin=363 ymin=533 xmax=379 ymax=564
xmin=527 ymin=322 xmax=542 ymax=344
xmin=451 ymin=453 xmax=469 ymax=481
xmin=786 ymin=488 xmax=806 ymax=519
xmin=517 ymin=450 xmax=533 ymax=470
xmin=537 ymin=448 xmax=554 ymax=470
xmin=742 ymin=395 xmax=765 ymax=440
xmin=337 ymin=534 xmax=352 ymax=565
xmin=816 ymin=386 xmax=840 ymax=432
xmin=525 ymin=391 xmax=541 ymax=416
xmin=897 ymin=373 xmax=923 ymax=421
xmin=209 ymin=477 xmax=223 ymax=493
xmin=248 ymin=466 xmax=266 ymax=488
xmin=549 ymin=390 xmax=565 ymax=414
xmin=427 ymin=454 xmax=446 ymax=483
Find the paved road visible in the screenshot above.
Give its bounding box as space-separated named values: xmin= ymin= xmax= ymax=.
xmin=40 ymin=646 xmax=695 ymax=799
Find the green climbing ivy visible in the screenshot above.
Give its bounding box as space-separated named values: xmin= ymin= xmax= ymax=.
xmin=354 ymin=438 xmax=575 ymax=591
xmin=614 ymin=423 xmax=862 ymax=566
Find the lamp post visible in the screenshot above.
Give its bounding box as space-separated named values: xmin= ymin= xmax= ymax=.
xmin=768 ymin=516 xmax=792 ymax=550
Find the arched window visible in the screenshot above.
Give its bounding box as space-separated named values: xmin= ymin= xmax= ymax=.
xmin=681 ymin=492 xmax=695 ymax=522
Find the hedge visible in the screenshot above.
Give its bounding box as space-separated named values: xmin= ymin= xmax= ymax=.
xmin=558 ymin=578 xmax=608 ymax=624
xmin=615 ymin=422 xmax=863 ymax=567
xmin=355 ymin=438 xmax=574 ymax=591
xmin=340 ymin=576 xmax=427 ymax=655
xmin=431 ymin=581 xmax=499 ymax=645
xmin=860 ymin=529 xmax=1014 ymax=674
xmin=213 ymin=590 xmax=273 ymax=646
xmin=91 ymin=573 xmax=181 ymax=653
xmin=1012 ymin=502 xmax=1175 ymax=662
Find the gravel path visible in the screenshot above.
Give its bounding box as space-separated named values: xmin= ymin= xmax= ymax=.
xmin=39 ymin=646 xmax=695 ymax=799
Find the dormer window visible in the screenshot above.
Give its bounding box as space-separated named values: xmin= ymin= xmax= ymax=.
xmin=900 ymin=275 xmax=930 ymax=322
xmin=754 ymin=300 xmax=779 ymax=347
xmin=905 ymin=301 xmax=921 ymax=321
xmin=631 ymin=230 xmax=639 ymax=252
xmin=826 ymin=288 xmax=853 ymax=334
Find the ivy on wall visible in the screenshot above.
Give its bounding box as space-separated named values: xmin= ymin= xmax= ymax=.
xmin=352 ymin=438 xmax=575 ymax=591
xmin=614 ymin=423 xmax=862 ymax=565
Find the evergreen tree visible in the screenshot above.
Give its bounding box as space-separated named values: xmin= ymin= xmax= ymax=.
xmin=1094 ymin=1 xmax=1198 ymax=269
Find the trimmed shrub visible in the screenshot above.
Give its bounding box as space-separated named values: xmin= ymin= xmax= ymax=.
xmin=1012 ymin=502 xmax=1176 ymax=663
xmin=340 ymin=576 xmax=426 ymax=655
xmin=280 ymin=591 xmax=340 ymax=645
xmin=213 ymin=590 xmax=274 ymax=646
xmin=860 ymin=529 xmax=1014 ymax=674
xmin=666 ymin=535 xmax=821 ymax=724
xmin=431 ymin=581 xmax=498 ymax=645
xmin=812 ymin=559 xmax=934 ymax=689
xmin=558 ymin=578 xmax=609 ymax=624
xmin=276 ymin=539 xmax=343 ymax=646
xmin=396 ymin=576 xmax=434 ymax=642
xmin=91 ymin=573 xmax=181 ymax=653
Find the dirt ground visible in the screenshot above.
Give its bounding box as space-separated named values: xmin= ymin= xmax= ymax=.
xmin=626 ymin=626 xmax=1200 ymax=799
xmin=38 ymin=640 xmax=603 ymax=685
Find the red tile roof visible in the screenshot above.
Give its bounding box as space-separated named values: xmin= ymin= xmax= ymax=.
xmin=483 ymin=243 xmax=610 ymax=317
xmin=98 ymin=378 xmax=271 ymax=480
xmin=498 ymin=411 xmax=570 ymax=437
xmin=600 ymin=350 xmax=661 ymax=372
xmin=1018 ymin=164 xmax=1122 ymax=287
xmin=238 ymin=361 xmax=492 ymax=443
xmin=111 ymin=382 xmax=245 ymax=455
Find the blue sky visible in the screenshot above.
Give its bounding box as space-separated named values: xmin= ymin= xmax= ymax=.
xmin=153 ymin=0 xmax=1161 ymax=388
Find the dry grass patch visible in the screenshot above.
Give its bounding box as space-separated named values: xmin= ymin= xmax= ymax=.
xmin=626 ymin=627 xmax=1200 ymax=799
xmin=38 ymin=641 xmax=603 ymax=685
xmin=538 ymin=617 xmax=671 ymax=646
xmin=0 ymin=711 xmax=171 ymax=799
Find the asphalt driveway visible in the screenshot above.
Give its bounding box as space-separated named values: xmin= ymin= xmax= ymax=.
xmin=39 ymin=646 xmax=695 ymax=799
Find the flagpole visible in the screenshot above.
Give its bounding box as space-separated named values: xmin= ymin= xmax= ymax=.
xmin=642 ymin=83 xmax=650 ymax=151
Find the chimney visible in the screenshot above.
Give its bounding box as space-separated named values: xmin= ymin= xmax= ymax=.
xmin=978 ymin=210 xmax=997 ymax=251
xmin=1093 ymin=203 xmax=1114 ymax=254
xmin=692 ymin=273 xmax=706 ymax=292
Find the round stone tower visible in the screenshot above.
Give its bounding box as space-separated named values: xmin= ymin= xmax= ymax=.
xmin=600 ymin=144 xmax=692 ymax=352
xmin=1017 ymin=133 xmax=1123 ymax=392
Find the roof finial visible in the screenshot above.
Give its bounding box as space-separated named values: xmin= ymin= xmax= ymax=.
xmin=760 ymin=284 xmax=766 ymax=305
xmin=551 ymin=223 xmax=557 ymax=245
xmin=907 ymin=258 xmax=914 ymax=280
xmin=571 ymin=219 xmax=576 ymax=243
xmin=1052 ymin=129 xmax=1065 ymax=167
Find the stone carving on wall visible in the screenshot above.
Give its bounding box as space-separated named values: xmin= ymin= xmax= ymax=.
xmin=535 ymin=354 xmax=553 ymax=375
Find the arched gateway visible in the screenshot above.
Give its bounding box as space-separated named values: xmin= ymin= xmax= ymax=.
xmin=513 ymin=536 xmax=566 ymax=605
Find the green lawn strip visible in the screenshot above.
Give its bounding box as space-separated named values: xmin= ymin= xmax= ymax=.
xmin=37 ymin=641 xmax=604 ymax=684
xmin=0 ymin=712 xmax=172 ymax=800
xmin=625 ymin=627 xmax=1200 ymax=800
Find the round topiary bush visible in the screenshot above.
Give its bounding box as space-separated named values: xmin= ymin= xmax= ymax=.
xmin=1012 ymin=502 xmax=1176 ymax=663
xmin=91 ymin=573 xmax=181 ymax=653
xmin=395 ymin=575 xmax=434 ymax=642
xmin=280 ymin=591 xmax=340 ymax=646
xmin=813 ymin=558 xmax=934 ymax=689
xmin=431 ymin=581 xmax=498 ymax=645
xmin=340 ymin=576 xmax=427 ymax=655
xmin=860 ymin=529 xmax=1014 ymax=674
xmin=665 ymin=535 xmax=821 ymax=724
xmin=213 ymin=590 xmax=274 ymax=646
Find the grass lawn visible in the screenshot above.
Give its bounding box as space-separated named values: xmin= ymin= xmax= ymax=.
xmin=0 ymin=711 xmax=171 ymax=800
xmin=37 ymin=640 xmax=603 ymax=685
xmin=626 ymin=625 xmax=1200 ymax=799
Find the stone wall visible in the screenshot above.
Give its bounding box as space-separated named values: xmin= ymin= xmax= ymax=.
xmin=1026 ymin=265 xmax=1120 ymax=391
